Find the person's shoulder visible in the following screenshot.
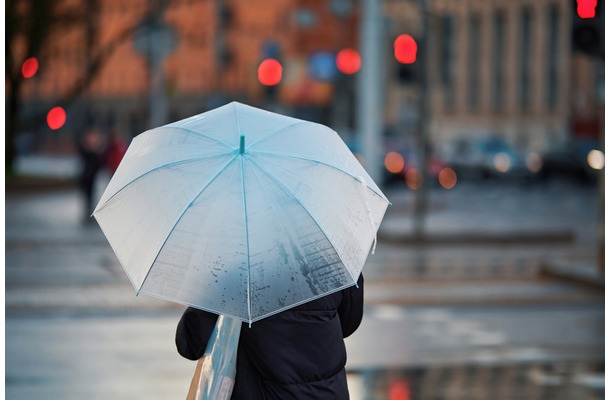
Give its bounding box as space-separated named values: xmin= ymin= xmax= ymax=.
xmin=292 ymin=291 xmax=343 ymax=311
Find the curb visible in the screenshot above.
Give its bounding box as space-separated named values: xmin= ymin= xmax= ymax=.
xmin=540 ymin=262 xmax=605 ymax=289
xmin=6 ymin=176 xmax=77 ymax=192
xmin=363 ymin=278 xmax=604 ymax=307
xmin=378 ymin=230 xmax=575 ymax=245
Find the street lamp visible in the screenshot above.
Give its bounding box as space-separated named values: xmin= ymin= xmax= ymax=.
xmin=134 ymin=9 xmax=177 ymax=129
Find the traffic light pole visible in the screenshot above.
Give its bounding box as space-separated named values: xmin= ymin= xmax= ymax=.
xmin=134 ymin=4 xmax=176 ymax=130
xmin=357 ymin=0 xmax=384 ymax=185
xmin=412 ymin=0 xmax=430 ymax=238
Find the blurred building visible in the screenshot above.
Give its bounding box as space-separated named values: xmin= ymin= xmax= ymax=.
xmin=16 ymin=0 xmax=359 ymax=153
xmin=383 ymin=0 xmax=598 ymax=158
xmin=12 ymin=0 xmax=602 ymax=159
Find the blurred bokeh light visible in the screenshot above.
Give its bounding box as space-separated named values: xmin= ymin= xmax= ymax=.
xmin=493 ymin=152 xmax=511 ymax=173
xmin=438 ymin=167 xmax=458 ymax=189
xmin=389 ymin=378 xmax=411 ymax=400
xmin=384 ymin=151 xmax=405 ymax=174
xmin=405 ymin=168 xmax=422 ymax=190
xmin=394 ymin=34 xmax=417 ymax=64
xmin=336 ymin=48 xmax=361 ymax=75
xmin=46 ymin=107 xmax=66 ymax=130
xmin=587 ymin=149 xmax=604 ymax=170
xmin=526 ymin=152 xmax=542 ymax=173
xmin=21 ymin=57 xmax=39 ymax=79
xmin=577 ymin=0 xmax=598 ymax=18
xmin=258 ymin=58 xmax=283 ymax=86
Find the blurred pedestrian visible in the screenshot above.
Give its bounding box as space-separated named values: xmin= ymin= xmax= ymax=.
xmin=176 ymin=274 xmax=364 ymax=399
xmin=105 ymin=130 xmax=128 ymax=175
xmin=78 ymin=128 xmax=106 ymax=223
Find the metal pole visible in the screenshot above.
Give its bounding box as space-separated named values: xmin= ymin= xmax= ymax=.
xmin=596 ymin=56 xmax=604 ymax=274
xmin=133 ymin=2 xmax=175 ymax=129
xmin=357 ymin=0 xmax=384 ymax=184
xmin=149 ymin=57 xmax=168 ymax=129
xmin=412 ymin=0 xmax=430 ymax=237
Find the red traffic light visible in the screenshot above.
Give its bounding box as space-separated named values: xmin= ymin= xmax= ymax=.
xmin=577 ymin=0 xmax=597 ymax=18
xmin=394 ymin=34 xmax=417 ymax=64
xmin=47 ymin=107 xmax=66 ymax=130
xmin=336 ymin=48 xmax=361 ymax=75
xmin=22 ymin=57 xmax=39 ymax=78
xmin=258 ymin=58 xmax=282 ymax=86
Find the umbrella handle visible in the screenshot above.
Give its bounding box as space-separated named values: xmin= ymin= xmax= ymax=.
xmin=186 ymin=357 xmax=205 ymax=400
xmin=192 ymin=315 xmax=242 ymax=400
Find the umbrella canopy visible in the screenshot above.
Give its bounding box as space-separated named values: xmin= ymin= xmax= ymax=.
xmin=93 ymin=102 xmax=389 ymax=324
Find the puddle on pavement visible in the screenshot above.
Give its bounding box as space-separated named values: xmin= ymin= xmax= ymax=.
xmin=347 ymin=361 xmax=604 ymax=400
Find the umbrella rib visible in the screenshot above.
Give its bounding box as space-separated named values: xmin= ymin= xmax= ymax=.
xmin=250 ymin=151 xmax=389 ymax=203
xmin=234 ymin=103 xmax=252 ymax=322
xmin=239 ymin=155 xmax=253 ymax=324
xmin=235 ymin=104 xmax=258 ymax=324
xmin=136 ymin=153 xmax=240 ymax=293
xmin=246 ymin=157 xmax=353 ymax=282
xmin=246 ymin=121 xmax=309 ymax=148
xmin=167 ymin=125 xmax=234 ymax=149
xmin=95 ymin=152 xmax=235 ymax=213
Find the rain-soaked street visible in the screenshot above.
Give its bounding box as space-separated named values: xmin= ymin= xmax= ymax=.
xmin=7 ymin=0 xmax=605 ymax=398
xmin=5 ymin=178 xmax=604 ymax=399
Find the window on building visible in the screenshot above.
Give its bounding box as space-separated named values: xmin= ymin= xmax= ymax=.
xmin=467 ymin=13 xmax=481 ymax=111
xmin=546 ymin=4 xmax=559 ymax=110
xmin=492 ymin=10 xmax=506 ymax=112
xmin=440 ymin=14 xmax=456 ymax=111
xmin=519 ymin=7 xmax=533 ymax=111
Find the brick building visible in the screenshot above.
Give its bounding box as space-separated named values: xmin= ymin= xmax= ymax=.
xmin=16 ymin=0 xmax=359 ymax=152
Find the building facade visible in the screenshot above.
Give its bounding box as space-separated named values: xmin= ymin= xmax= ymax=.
xmin=384 ymin=0 xmax=576 ymax=158
xmin=14 ymin=0 xmax=600 ymax=161
xmin=16 ymin=0 xmax=359 ymax=153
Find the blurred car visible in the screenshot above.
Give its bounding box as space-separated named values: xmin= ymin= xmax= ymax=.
xmin=441 ymin=136 xmax=536 ymax=181
xmin=538 ymin=139 xmax=600 ymax=184
xmin=382 ymin=149 xmax=449 ymax=188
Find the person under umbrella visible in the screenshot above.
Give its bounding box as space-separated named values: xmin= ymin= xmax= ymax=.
xmin=92 ymin=102 xmax=389 ymax=399
xmin=176 ymin=274 xmax=364 ymax=399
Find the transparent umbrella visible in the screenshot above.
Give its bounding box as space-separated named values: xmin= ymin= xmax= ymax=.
xmin=93 ymin=101 xmax=389 ymax=324
xmin=93 ymin=102 xmax=389 ymax=399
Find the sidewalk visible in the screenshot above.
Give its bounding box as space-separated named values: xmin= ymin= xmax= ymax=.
xmin=6 ymin=179 xmax=599 ymax=246
xmin=5 ymin=179 xmax=604 ymax=313
xmin=5 ymin=180 xmax=604 ymax=400
xmin=378 ymin=182 xmax=597 ymax=244
xmin=375 ymin=182 xmax=604 ymax=289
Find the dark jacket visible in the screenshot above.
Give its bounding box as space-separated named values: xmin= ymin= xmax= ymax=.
xmin=176 ymin=274 xmax=364 ymax=399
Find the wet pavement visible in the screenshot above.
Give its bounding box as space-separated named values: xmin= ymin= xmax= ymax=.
xmin=5 ymin=178 xmax=605 ymax=399
xmin=6 ymin=303 xmax=604 ymax=400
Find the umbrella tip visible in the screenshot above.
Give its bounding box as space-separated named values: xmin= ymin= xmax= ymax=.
xmin=239 ymin=134 xmax=246 ymax=154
